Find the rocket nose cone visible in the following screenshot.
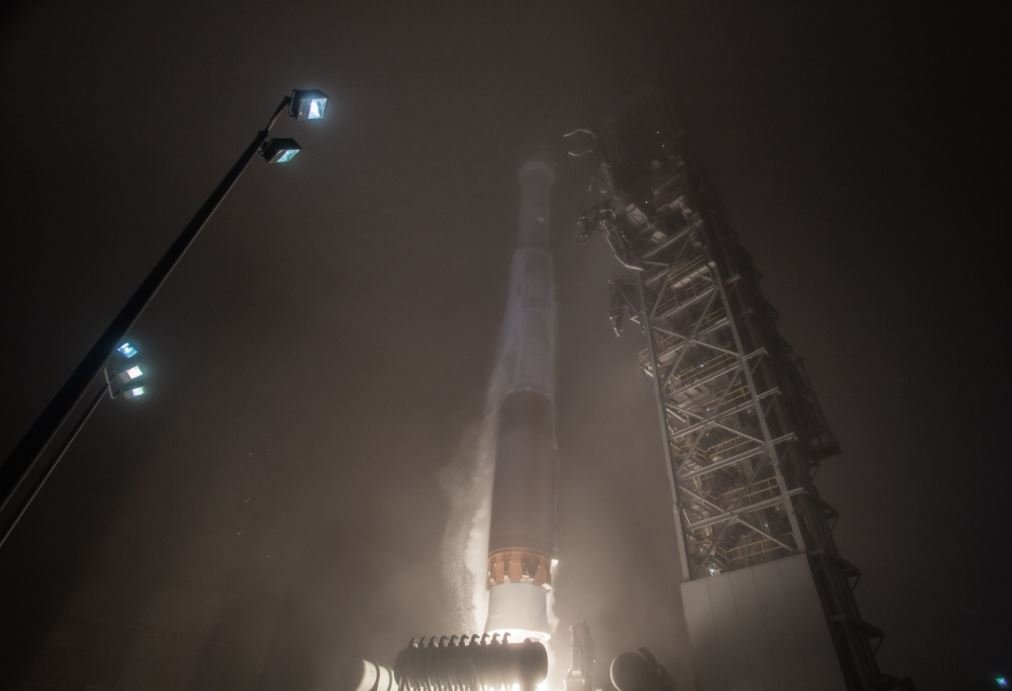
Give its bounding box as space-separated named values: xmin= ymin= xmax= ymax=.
xmin=519 ymin=151 xmax=555 ymax=186
xmin=518 ymin=134 xmax=557 ymax=179
xmin=520 ymin=128 xmax=556 ymax=162
xmin=522 ymin=135 xmax=554 ymax=166
xmin=523 ymin=141 xmax=555 ymax=167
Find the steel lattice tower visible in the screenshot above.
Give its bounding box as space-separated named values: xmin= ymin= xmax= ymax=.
xmin=570 ymin=90 xmax=893 ymax=690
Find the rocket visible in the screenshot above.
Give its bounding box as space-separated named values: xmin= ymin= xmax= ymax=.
xmin=484 ymin=154 xmax=557 ymax=642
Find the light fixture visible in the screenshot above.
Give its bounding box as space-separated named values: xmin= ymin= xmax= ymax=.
xmin=106 ymin=342 xmax=148 ymax=399
xmin=290 ymin=89 xmax=328 ymax=121
xmin=116 ymin=342 xmax=139 ymax=359
xmin=1 ymin=88 xmax=336 ymax=547
xmin=261 ymin=138 xmax=302 ymax=164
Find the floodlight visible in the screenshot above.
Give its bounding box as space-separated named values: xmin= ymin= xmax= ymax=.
xmin=116 ymin=342 xmax=139 ymax=359
xmin=261 ymin=138 xmax=302 ymax=164
xmin=290 ymin=89 xmax=328 ymax=121
xmin=105 ymin=345 xmax=148 ymax=399
xmin=1 ymin=89 xmax=334 ymax=547
xmin=997 ymin=677 xmax=1009 ymax=689
xmin=111 ymin=367 xmax=142 ymax=387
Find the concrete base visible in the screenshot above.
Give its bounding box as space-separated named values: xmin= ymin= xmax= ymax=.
xmin=681 ymin=554 xmax=846 ymax=691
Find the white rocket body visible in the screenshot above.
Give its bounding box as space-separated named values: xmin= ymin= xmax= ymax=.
xmin=484 ymin=158 xmax=557 ymax=642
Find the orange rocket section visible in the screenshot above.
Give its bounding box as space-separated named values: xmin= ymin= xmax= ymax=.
xmin=487 ymin=548 xmax=552 ymax=588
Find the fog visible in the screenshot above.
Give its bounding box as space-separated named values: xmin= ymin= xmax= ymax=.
xmin=0 ymin=2 xmax=1005 ymax=690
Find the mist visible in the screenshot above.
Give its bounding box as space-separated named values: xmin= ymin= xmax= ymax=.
xmin=0 ymin=3 xmax=1006 ymax=690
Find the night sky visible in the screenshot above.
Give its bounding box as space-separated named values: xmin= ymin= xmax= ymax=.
xmin=0 ymin=2 xmax=1006 ymax=690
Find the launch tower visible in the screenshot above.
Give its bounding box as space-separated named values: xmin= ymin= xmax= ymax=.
xmin=571 ymin=90 xmax=897 ymax=690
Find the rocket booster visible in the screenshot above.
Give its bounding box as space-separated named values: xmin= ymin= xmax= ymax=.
xmin=484 ymin=156 xmax=557 ymax=642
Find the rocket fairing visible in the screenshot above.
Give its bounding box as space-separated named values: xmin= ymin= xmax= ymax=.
xmin=484 ymin=156 xmax=557 ymax=642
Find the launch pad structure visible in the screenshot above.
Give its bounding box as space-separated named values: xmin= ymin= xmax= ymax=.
xmin=345 ymin=100 xmax=914 ymax=691
xmin=570 ymin=90 xmax=906 ymax=691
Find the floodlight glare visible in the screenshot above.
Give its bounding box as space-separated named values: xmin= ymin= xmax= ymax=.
xmin=125 ymin=365 xmax=143 ymax=380
xmin=124 ymin=386 xmax=146 ymax=399
xmin=996 ymin=676 xmax=1008 ymax=689
xmin=117 ymin=342 xmax=139 ymax=359
xmin=290 ymin=89 xmax=328 ymax=121
xmin=261 ymin=138 xmax=302 ymax=164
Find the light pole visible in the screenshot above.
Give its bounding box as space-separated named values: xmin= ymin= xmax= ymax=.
xmin=0 ymin=341 xmax=150 ymax=548
xmin=0 ymin=89 xmax=329 ymax=547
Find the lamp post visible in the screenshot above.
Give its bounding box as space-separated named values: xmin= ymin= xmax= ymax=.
xmin=0 ymin=341 xmax=150 ymax=548
xmin=0 ymin=89 xmax=329 ymax=547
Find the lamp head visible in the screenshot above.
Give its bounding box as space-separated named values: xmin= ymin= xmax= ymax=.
xmin=122 ymin=386 xmax=146 ymax=399
xmin=261 ymin=138 xmax=302 ymax=164
xmin=107 ymin=342 xmax=149 ymax=400
xmin=290 ymin=89 xmax=328 ymax=121
xmin=116 ymin=342 xmax=139 ymax=359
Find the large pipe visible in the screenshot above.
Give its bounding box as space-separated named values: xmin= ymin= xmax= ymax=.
xmin=337 ymin=637 xmax=549 ymax=691
xmin=396 ymin=636 xmax=548 ymax=691
xmin=485 ymin=156 xmax=557 ymax=641
xmin=339 ymin=658 xmax=398 ymax=691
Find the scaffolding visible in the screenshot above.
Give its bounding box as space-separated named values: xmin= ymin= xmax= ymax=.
xmin=571 ymin=89 xmax=888 ymax=690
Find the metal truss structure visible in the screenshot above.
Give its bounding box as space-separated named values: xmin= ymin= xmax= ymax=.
xmin=569 ymin=90 xmax=889 ymax=690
